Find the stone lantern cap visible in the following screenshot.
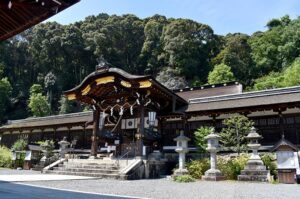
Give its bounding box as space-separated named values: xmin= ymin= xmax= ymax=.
xmin=204 ymin=128 xmax=220 ymax=140
xmin=174 ymin=131 xmax=191 ymax=142
xmin=58 ymin=137 xmax=70 ymax=145
xmin=246 ymin=127 xmax=262 ymax=140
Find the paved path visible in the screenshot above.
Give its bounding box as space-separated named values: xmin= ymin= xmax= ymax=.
xmin=0 ymin=182 xmax=139 ymax=199
xmin=1 ymin=169 xmax=300 ymax=199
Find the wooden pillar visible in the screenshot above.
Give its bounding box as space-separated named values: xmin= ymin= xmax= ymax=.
xmin=82 ymin=125 xmax=86 ymax=149
xmin=41 ymin=129 xmax=45 ymax=140
xmin=136 ymin=104 xmax=145 ymax=157
xmin=91 ymin=108 xmax=100 ymax=157
xmin=275 ymin=108 xmax=286 ymax=137
xmin=53 ymin=128 xmax=57 ymax=141
xmin=67 ymin=126 xmax=71 ymax=141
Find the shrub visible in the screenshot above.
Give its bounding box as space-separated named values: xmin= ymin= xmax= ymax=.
xmin=11 ymin=139 xmax=27 ymax=151
xmin=38 ymin=140 xmax=55 ymax=157
xmin=187 ymin=159 xmax=210 ymax=179
xmin=194 ymin=127 xmax=212 ymax=152
xmin=0 ymin=146 xmax=12 ymax=168
xmin=173 ymin=175 xmax=195 ymax=183
xmin=218 ymin=154 xmax=249 ymax=180
xmin=261 ymin=153 xmax=277 ymax=179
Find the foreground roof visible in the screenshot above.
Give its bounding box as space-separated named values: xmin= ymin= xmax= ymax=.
xmin=0 ymin=0 xmax=80 ymax=41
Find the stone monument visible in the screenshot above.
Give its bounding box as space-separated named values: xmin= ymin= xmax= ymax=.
xmin=173 ymin=130 xmax=190 ymax=176
xmin=203 ymin=128 xmax=225 ymax=181
xmin=238 ymin=127 xmax=270 ymax=182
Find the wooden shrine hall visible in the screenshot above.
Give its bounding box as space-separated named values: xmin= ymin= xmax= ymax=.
xmin=1 ymin=63 xmax=300 ymax=157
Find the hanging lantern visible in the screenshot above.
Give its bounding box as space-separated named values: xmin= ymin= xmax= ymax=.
xmin=148 ymin=111 xmax=157 ymax=127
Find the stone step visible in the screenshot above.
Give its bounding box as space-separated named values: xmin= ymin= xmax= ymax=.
xmin=238 ymin=175 xmax=269 ymax=182
xmin=241 ymin=170 xmax=269 ymax=175
xmin=45 ymin=170 xmax=125 ymax=179
xmin=53 ymin=167 xmax=119 ymax=174
xmin=244 ymin=165 xmax=266 ymax=170
xmin=58 ymin=164 xmax=120 ymax=170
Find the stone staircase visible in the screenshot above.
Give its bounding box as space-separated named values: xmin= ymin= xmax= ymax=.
xmin=44 ymin=159 xmax=129 ymax=179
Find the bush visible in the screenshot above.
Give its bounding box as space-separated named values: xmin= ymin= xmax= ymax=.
xmin=11 ymin=139 xmax=27 ymax=151
xmin=194 ymin=127 xmax=212 ymax=152
xmin=187 ymin=159 xmax=210 ymax=179
xmin=261 ymin=153 xmax=277 ymax=179
xmin=38 ymin=140 xmax=55 ymax=157
xmin=173 ymin=175 xmax=195 ymax=183
xmin=218 ymin=154 xmax=249 ymax=180
xmin=0 ymin=146 xmax=12 ymax=168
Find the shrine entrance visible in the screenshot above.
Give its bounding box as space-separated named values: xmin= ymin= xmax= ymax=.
xmin=65 ymin=62 xmax=187 ymax=158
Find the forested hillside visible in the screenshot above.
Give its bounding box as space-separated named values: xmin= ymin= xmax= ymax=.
xmin=1 ymin=14 xmax=300 ymax=123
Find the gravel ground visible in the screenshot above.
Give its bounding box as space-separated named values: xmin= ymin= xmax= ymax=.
xmin=22 ymin=178 xmax=300 ymax=199
xmin=1 ymin=169 xmax=300 ymax=199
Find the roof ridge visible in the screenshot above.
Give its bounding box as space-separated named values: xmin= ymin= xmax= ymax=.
xmin=189 ymin=85 xmax=300 ymax=104
xmin=8 ymin=111 xmax=92 ymax=124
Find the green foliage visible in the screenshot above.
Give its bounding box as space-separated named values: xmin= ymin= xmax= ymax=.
xmin=253 ymin=72 xmax=284 ymax=90
xmin=194 ymin=127 xmax=212 ymax=152
xmin=11 ymin=139 xmax=27 ymax=151
xmin=2 ymin=14 xmax=300 ymax=118
xmin=187 ymin=159 xmax=210 ymax=179
xmin=173 ymin=175 xmax=196 ymax=183
xmin=208 ymin=64 xmax=235 ymax=84
xmin=0 ymin=77 xmax=12 ymax=123
xmin=38 ymin=140 xmax=55 ymax=157
xmin=29 ymin=93 xmax=51 ymax=117
xmin=220 ymin=114 xmax=254 ymax=153
xmin=212 ymin=34 xmax=254 ymax=85
xmin=0 ymin=146 xmax=12 ymax=168
xmin=261 ymin=153 xmax=277 ymax=179
xmin=29 ymin=84 xmax=43 ymax=95
xmin=28 ymin=84 xmax=51 ymax=117
xmin=218 ymin=154 xmax=249 ymax=180
xmin=253 ymin=58 xmax=300 ymax=90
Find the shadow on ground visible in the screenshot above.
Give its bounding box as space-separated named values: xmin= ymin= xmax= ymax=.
xmin=0 ymin=181 xmax=138 ymax=199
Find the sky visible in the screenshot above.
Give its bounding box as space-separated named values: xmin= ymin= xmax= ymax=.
xmin=47 ymin=0 xmax=300 ymax=35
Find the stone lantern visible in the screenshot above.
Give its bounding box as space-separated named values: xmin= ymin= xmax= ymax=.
xmin=58 ymin=137 xmax=70 ymax=158
xmin=238 ymin=127 xmax=269 ymax=182
xmin=203 ymin=128 xmax=225 ymax=181
xmin=173 ymin=130 xmax=190 ymax=176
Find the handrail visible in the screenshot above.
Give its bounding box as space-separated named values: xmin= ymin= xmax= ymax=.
xmin=115 ymin=151 xmax=130 ymax=166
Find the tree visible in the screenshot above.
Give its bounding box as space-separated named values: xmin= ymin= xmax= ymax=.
xmin=253 ymin=72 xmax=284 ymax=90
xmin=161 ymin=19 xmax=217 ymax=82
xmin=194 ymin=126 xmax=212 ymax=153
xmin=28 ymin=84 xmax=51 ymax=117
xmin=211 ymin=34 xmax=255 ymax=85
xmin=208 ymin=64 xmax=235 ymax=84
xmin=44 ymin=71 xmax=57 ymax=110
xmin=0 ymin=78 xmax=12 ymax=123
xmin=220 ymin=114 xmax=254 ymax=154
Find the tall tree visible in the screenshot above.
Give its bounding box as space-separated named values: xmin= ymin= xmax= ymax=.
xmin=208 ymin=64 xmax=235 ymax=84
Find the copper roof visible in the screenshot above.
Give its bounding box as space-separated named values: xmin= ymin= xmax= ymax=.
xmin=0 ymin=0 xmax=80 ymax=41
xmin=0 ymin=111 xmax=92 ymax=132
xmin=175 ymin=82 xmax=242 ymax=101
xmin=185 ymin=86 xmax=300 ymax=114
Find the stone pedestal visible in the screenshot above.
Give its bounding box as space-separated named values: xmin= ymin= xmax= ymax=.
xmin=238 ymin=127 xmax=270 ymax=182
